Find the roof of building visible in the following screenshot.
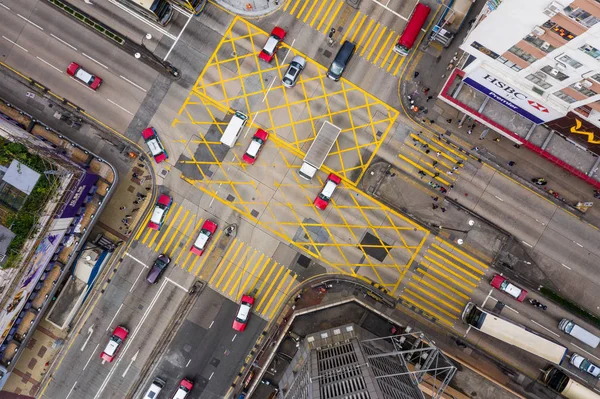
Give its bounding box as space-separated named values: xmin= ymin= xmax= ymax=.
xmin=3 ymin=160 xmax=41 ymax=195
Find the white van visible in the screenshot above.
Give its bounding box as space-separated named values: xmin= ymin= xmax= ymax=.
xmin=220 ymin=111 xmax=248 ymax=148
xmin=143 ymin=377 xmax=165 ymax=399
xmin=559 ymin=319 xmax=600 ymax=348
xmin=570 ymin=353 xmax=600 ymax=377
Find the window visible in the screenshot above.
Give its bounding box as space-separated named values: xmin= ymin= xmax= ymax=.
xmin=592 ymin=73 xmax=600 ymax=83
xmin=570 ymin=82 xmax=598 ymax=97
xmin=496 ymin=56 xmax=523 ymax=71
xmin=564 ymin=6 xmax=600 ymax=28
xmin=526 ymin=73 xmax=553 ymax=89
xmin=508 ymin=46 xmax=538 ymax=63
xmin=524 ymin=35 xmax=556 ymax=53
xmin=543 ymin=21 xmax=577 ymax=41
xmin=558 ymin=55 xmax=583 ymax=69
xmin=541 ymin=65 xmax=569 ymax=81
xmin=579 ymin=44 xmax=600 ymax=59
xmin=553 ymin=91 xmax=577 ymax=103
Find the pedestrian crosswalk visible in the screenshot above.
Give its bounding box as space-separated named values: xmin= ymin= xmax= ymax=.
xmin=283 ymin=0 xmax=409 ymax=75
xmin=399 ymin=238 xmax=488 ymax=327
xmin=133 ymin=202 xmax=297 ymax=320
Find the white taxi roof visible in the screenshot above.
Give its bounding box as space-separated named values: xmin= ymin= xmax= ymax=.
xmin=146 ymin=138 xmax=163 ymax=156
xmin=246 ymin=140 xmax=262 ymax=157
xmin=194 ymin=231 xmax=210 ymax=249
xmin=150 ymin=206 xmax=165 ymax=224
xmin=173 ymin=387 xmax=190 ymax=399
xmin=237 ymin=303 xmax=251 ymax=321
xmin=75 ymin=68 xmax=93 ymax=83
xmin=104 ymin=339 xmax=119 ymax=356
xmin=263 ymin=36 xmax=278 ymax=54
xmin=504 ymin=283 xmax=522 ymax=298
xmin=321 ymin=180 xmax=338 ymax=198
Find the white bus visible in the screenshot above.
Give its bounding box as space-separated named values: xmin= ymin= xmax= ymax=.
xmin=543 ymin=366 xmax=600 ymax=399
xmin=462 ymin=303 xmax=568 ymax=365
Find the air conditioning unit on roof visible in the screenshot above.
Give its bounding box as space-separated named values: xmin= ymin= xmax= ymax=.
xmin=583 ymin=80 xmax=593 ymax=88
xmin=532 ymin=26 xmax=545 ymax=36
xmin=574 ymin=82 xmax=583 ymax=90
xmin=544 ymin=1 xmax=563 ymax=17
xmin=541 ymin=42 xmax=551 ymax=50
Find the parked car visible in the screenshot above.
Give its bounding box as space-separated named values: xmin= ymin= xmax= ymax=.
xmin=190 ymin=220 xmax=218 ymax=256
xmin=67 ymin=62 xmax=102 ymax=90
xmin=141 ymin=127 xmax=168 ymax=163
xmin=172 ymin=378 xmax=194 ymax=399
xmin=147 ymin=254 xmax=170 ymax=284
xmin=314 ymin=173 xmax=342 ymax=210
xmin=148 ymin=194 xmax=172 ymax=231
xmin=259 ymin=27 xmax=286 ymax=63
xmin=570 ymin=353 xmax=600 ymax=377
xmin=143 ymin=377 xmax=166 ymax=399
xmin=232 ymin=295 xmax=255 ymax=332
xmin=101 ymin=326 xmax=129 ymax=362
xmin=243 ymin=129 xmax=269 ymax=164
xmin=490 ymin=274 xmax=527 ymax=302
xmin=326 ymin=41 xmax=356 ymax=81
xmin=282 ymin=56 xmax=306 ymax=88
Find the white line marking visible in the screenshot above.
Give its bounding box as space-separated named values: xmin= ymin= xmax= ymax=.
xmin=107 ymin=99 xmax=134 ymax=115
xmin=50 ymin=33 xmax=77 ymax=51
xmin=232 ymin=334 xmax=237 ymax=342
xmin=261 ymin=79 xmax=276 ymax=104
xmin=166 ymin=277 xmax=188 ymax=292
xmin=573 ymin=241 xmax=584 ymax=248
xmin=82 ymin=53 xmax=108 ymax=69
xmin=82 ymin=343 xmax=99 ymax=371
xmin=209 ymin=320 xmax=214 ymax=329
xmin=107 ymin=0 xmax=176 ymax=40
xmin=130 ymin=266 xmax=146 ymax=292
xmin=94 ymin=280 xmax=168 ymax=399
xmin=481 ymin=289 xmax=494 ymax=308
xmin=530 ymin=320 xmax=560 ymax=337
xmin=560 ymin=365 xmax=587 ymax=381
xmin=209 ymin=371 xmax=214 ymax=380
xmin=367 ymin=0 xmax=408 ymax=22
xmin=572 ymin=343 xmax=600 ymax=363
xmin=0 ymin=3 xmax=10 ymax=10
xmin=65 ymin=381 xmax=77 ymax=399
xmin=504 ymin=305 xmax=519 ymax=314
xmin=121 ymin=350 xmax=138 ymax=378
xmin=494 ymin=195 xmax=503 ymax=202
xmin=522 ymin=241 xmax=532 ymax=248
xmin=209 ymin=196 xmax=215 ymax=207
xmin=119 ymin=75 xmax=147 ymax=92
xmin=164 ymin=11 xmax=193 ymax=60
xmin=125 ymin=252 xmax=150 ymax=268
xmin=80 ymin=324 xmax=95 ymax=351
xmin=561 ymin=263 xmax=572 ymax=270
xmin=17 ymin=14 xmax=44 ymax=30
xmin=69 ymin=77 xmax=96 ymax=91
xmin=105 ymin=304 xmax=123 ymax=331
xmin=36 ymin=56 xmax=62 ymax=73
xmin=2 ymin=36 xmax=28 ymax=52
xmin=186 ymin=359 xmax=191 ymax=367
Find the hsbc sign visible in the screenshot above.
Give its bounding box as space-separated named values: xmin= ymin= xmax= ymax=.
xmin=463 ymin=68 xmax=563 ymax=124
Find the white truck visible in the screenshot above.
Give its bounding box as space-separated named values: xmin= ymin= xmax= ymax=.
xmin=298 ymin=121 xmax=341 ymax=180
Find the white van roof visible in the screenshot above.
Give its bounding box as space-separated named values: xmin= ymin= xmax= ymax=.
xmin=220 ymin=111 xmax=248 ymax=147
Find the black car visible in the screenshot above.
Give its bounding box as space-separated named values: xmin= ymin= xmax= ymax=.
xmin=327 ymin=41 xmax=356 ymax=82
xmin=147 ymin=254 xmax=170 ymax=284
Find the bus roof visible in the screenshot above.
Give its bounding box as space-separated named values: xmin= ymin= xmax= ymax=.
xmin=398 ymin=3 xmax=431 ymax=50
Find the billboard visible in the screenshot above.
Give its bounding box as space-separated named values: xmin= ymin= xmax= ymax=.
xmin=546 ymin=112 xmax=600 ymax=156
xmin=60 ymin=173 xmax=99 ymax=219
xmin=463 ymin=68 xmax=563 ymax=124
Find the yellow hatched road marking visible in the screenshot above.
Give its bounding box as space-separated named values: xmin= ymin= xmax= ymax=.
xmin=416 ymin=268 xmax=470 ymax=299
xmin=317 ymin=0 xmax=338 ymax=31
xmin=148 ymin=203 xmax=177 ymax=247
xmin=426 ymin=265 xmax=476 ymax=291
xmin=180 ymin=244 xmax=196 ymax=270
xmin=228 ymin=250 xmax=258 ymax=297
xmin=289 ymin=0 xmax=303 ymax=16
xmin=141 ymin=228 xmax=155 ymax=245
xmin=268 ymin=275 xmax=296 ymax=319
xmin=360 ymin=22 xmax=381 ymax=56
xmin=408 ymin=282 xmax=462 ymax=313
xmin=404 ymin=288 xmax=458 ymax=318
xmin=433 ymin=239 xmax=489 ymax=269
xmin=374 ymin=30 xmax=394 ymax=64
xmin=253 ymin=260 xmax=278 ymax=301
xmin=425 ymin=258 xmax=478 ymax=286
xmin=209 ymin=239 xmax=239 ymax=284
xmin=256 ymin=266 xmax=285 ymax=313
xmin=350 ymin=15 xmax=367 ymax=42
xmin=433 ymin=138 xmax=468 ymax=160
xmin=249 ymin=257 xmax=273 ymax=292
xmin=366 ymin=26 xmax=387 ymax=61
xmin=392 ymin=56 xmax=406 ymax=76
xmin=174 ymin=216 xmax=196 ymax=264
xmin=302 ymin=0 xmax=320 ymax=23
xmin=310 ymin=0 xmax=328 ymax=27
xmin=386 ymin=52 xmax=400 ymax=72
xmin=239 ymin=253 xmax=265 ymax=297
xmin=295 ymin=0 xmax=312 ymax=21
xmin=259 ymin=269 xmax=289 ymax=314
xmin=398 ymin=154 xmax=450 ymax=185
xmin=341 ymin=12 xmax=361 ymax=43
xmin=323 ymin=1 xmax=344 ymax=33
xmin=193 ymin=230 xmax=222 ymax=274
xmin=411 ymin=277 xmax=466 ymax=306
xmin=216 ymin=244 xmax=248 ymax=290
xmin=429 ymin=247 xmax=485 ymax=276
xmin=162 ymin=211 xmax=191 ymax=254
xmin=380 ymin=35 xmax=399 ymax=68
xmin=356 ymin=19 xmax=375 ymax=48
xmin=425 ymin=253 xmax=480 ymax=281
xmin=155 ymin=206 xmax=184 ymax=252
xmin=135 ymin=212 xmax=153 ymax=240
xmin=400 ymin=295 xmax=454 ymax=327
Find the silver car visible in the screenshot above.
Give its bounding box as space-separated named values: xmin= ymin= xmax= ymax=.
xmin=282 ymin=56 xmax=306 ymax=88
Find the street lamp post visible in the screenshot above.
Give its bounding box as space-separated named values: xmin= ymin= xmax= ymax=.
xmin=135 ymin=33 xmax=180 ymax=79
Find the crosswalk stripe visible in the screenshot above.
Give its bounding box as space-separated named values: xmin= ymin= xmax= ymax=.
xmin=316 ymin=0 xmax=337 ymax=31
xmin=434 ymin=239 xmax=489 ymax=269
xmin=310 ymin=1 xmax=328 ymax=27
xmin=350 ymin=14 xmax=367 ymax=42
xmin=356 ymin=19 xmax=374 ymax=48
xmin=135 ymin=212 xmax=153 ymax=240
xmin=400 ymin=295 xmax=454 ymax=327
xmin=174 ymin=216 xmax=196 ymax=263
xmin=323 ymin=1 xmax=344 ymax=33
xmin=155 ymin=205 xmax=184 ymax=251
xmin=295 ymin=0 xmax=312 ymax=21
xmin=192 ymin=230 xmax=222 ymax=274
xmin=210 ymin=239 xmax=239 ymax=285
xmin=386 ymin=52 xmax=399 ymax=72
xmin=408 ymin=282 xmax=462 ymax=313
xmin=405 ymin=289 xmax=459 ymax=318
xmin=425 ymin=253 xmax=480 ymax=281
xmin=268 ymin=274 xmax=296 ymax=319
xmin=373 ymin=30 xmax=394 ymax=63
xmin=416 ymin=268 xmax=470 ymax=299
xmin=258 ymin=268 xmax=288 ymax=313
xmin=425 ymin=265 xmax=476 ymax=292
xmin=216 ymin=243 xmax=247 ymax=289
xmin=255 ymin=263 xmax=283 ymax=312
xmin=360 ymin=23 xmax=380 ymax=57
xmin=162 ymin=210 xmax=191 ymax=254
xmin=380 ymin=35 xmax=399 ymax=68
xmin=227 ymin=250 xmax=258 ymax=297
xmin=302 ymin=0 xmax=320 ymax=23
xmin=249 ymin=257 xmax=272 ymax=292
xmin=392 ymin=55 xmax=405 ymax=76
xmin=342 ymin=12 xmax=361 ymax=43
xmin=240 ymin=253 xmax=265 ymax=296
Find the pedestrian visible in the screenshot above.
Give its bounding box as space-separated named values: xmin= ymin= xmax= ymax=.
xmin=446 ymin=118 xmax=452 ymax=124
xmin=120 ymin=206 xmax=127 ymax=210
xmin=426 ymin=95 xmax=433 ymax=102
xmin=441 ymin=207 xmax=447 ymax=212
xmin=421 ymin=143 xmax=428 ymax=149
xmin=423 ymin=88 xmax=430 ymax=95
xmin=418 ymin=171 xmax=426 ymax=178
xmin=456 ymin=160 xmax=463 ymax=165
xmin=430 ymin=119 xmax=435 ymax=124
xmin=428 ymin=181 xmax=433 ymax=186
xmin=432 ymin=160 xmax=438 ymax=167
xmin=471 ymin=146 xmax=479 ymax=151
xmin=493 ymin=137 xmax=500 ymax=142
xmin=436 ymin=151 xmax=441 ymax=157
xmin=508 ymin=161 xmax=516 ymax=166
xmin=414 ymin=71 xmax=420 ymax=78
xmin=132 ymin=173 xmax=139 ymax=179
xmin=450 ymin=184 xmax=454 ymax=189
xmin=452 ymin=166 xmax=459 ymax=171
xmin=434 ymin=172 xmax=440 ymax=177
xmin=432 ymin=184 xmax=440 ymax=189
xmin=425 ymin=149 xmax=430 ymax=154
xmin=417 ymin=131 xmax=422 ymax=136
xmin=514 ymin=144 xmax=521 ymax=149
xmin=146 ymin=187 xmax=151 ymax=191
xmin=133 ymin=200 xmax=139 ymax=205
xmin=432 ymin=196 xmax=438 ymax=202
xmin=432 ymin=204 xmax=439 ymax=210
xmin=467 ymin=129 xmax=473 ymax=135
xmin=132 ymin=208 xmax=140 ymax=212
xmin=447 ymin=63 xmax=454 ymax=71
xmin=138 ymin=194 xmax=147 ymax=199
xmin=440 ymin=187 xmax=447 ymax=193
xmin=446 ymin=171 xmax=453 ymax=176
xmin=125 ymin=214 xmax=132 ymax=218
xmin=138 ymin=163 xmax=145 ymax=168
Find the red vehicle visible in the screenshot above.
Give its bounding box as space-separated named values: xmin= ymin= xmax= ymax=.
xmin=148 ymin=194 xmax=172 ymax=231
xmin=259 ymin=27 xmax=286 ymax=62
xmin=66 ymin=62 xmax=102 ymax=90
xmin=393 ymin=3 xmax=431 ymax=56
xmin=314 ymin=173 xmax=341 ymax=210
xmin=190 ymin=220 xmax=218 ymax=256
xmin=172 ymin=378 xmax=194 ymax=399
xmin=490 ymin=274 xmax=528 ymax=302
xmin=232 ymin=295 xmax=255 ymax=332
xmin=243 ymin=129 xmax=269 ymax=164
xmin=141 ymin=127 xmax=168 ymax=163
xmin=101 ymin=326 xmax=129 ymax=362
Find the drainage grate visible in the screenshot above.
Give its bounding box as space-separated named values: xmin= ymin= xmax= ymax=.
xmin=297 ymin=255 xmax=311 ymax=268
xmin=159 ymin=168 xmax=169 ymax=178
xmin=251 ymin=209 xmax=259 ymax=218
xmin=226 ymin=194 xmax=235 ymax=202
xmin=376 ymin=130 xmax=383 ymax=137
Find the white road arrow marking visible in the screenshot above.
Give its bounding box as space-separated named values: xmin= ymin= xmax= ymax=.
xmin=80 ymin=324 xmax=95 ymax=352
xmin=121 ymin=350 xmax=139 ymax=378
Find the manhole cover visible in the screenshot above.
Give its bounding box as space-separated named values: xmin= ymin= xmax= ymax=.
xmin=159 ymin=168 xmax=169 ymax=178
xmin=323 ymin=50 xmax=332 ymax=58
xmin=251 ymin=209 xmax=259 ymax=218
xmin=183 ymin=344 xmax=192 ymax=352
xmin=226 ymin=194 xmax=235 ymax=202
xmin=297 ymin=255 xmax=311 ymax=268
